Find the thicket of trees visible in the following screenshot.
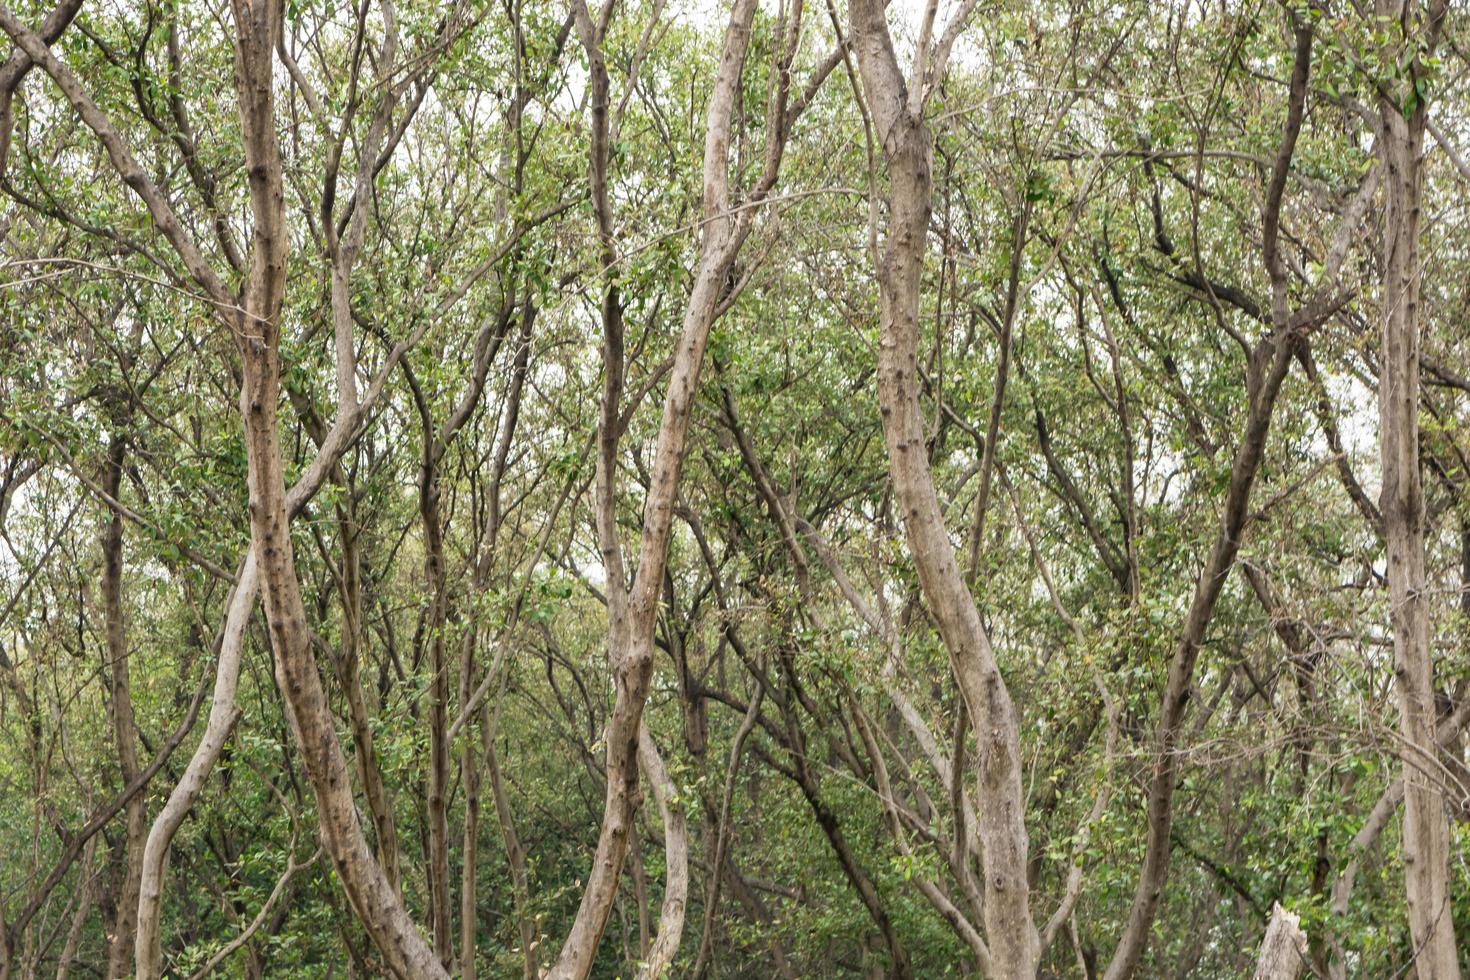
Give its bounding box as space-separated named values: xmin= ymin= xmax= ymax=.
xmin=0 ymin=0 xmax=1466 ymax=975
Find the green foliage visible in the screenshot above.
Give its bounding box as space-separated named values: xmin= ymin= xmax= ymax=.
xmin=2 ymin=0 xmax=1469 ymax=976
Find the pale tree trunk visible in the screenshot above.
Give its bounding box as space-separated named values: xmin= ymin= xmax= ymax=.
xmin=633 ymin=725 xmax=688 ymax=980
xmin=548 ymin=0 xmax=771 ymax=975
xmin=137 ymin=364 xmax=412 ymax=980
xmin=1324 ymin=688 xmax=1470 ymax=978
xmin=137 ymin=176 xmax=420 ymax=979
xmin=0 ymin=0 xmax=444 ymax=972
xmin=1252 ymin=904 xmax=1308 ymax=980
xmin=1374 ymin=2 xmax=1459 ymax=975
xmin=235 ymin=239 xmax=446 ymax=980
xmin=718 ymin=389 xmax=990 ymax=968
xmin=847 ymin=1 xmax=1039 ymax=974
xmin=134 ymin=554 xmax=257 ymax=980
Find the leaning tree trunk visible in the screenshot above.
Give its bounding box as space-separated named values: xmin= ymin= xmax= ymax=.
xmin=135 ymin=554 xmax=257 ymax=980
xmin=848 ymin=1 xmax=1039 ymax=973
xmin=229 ymin=0 xmax=447 ymax=974
xmin=0 ymin=0 xmax=444 ymax=972
xmin=547 ymin=1 xmax=763 ymax=975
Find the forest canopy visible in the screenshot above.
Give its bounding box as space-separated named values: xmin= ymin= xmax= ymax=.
xmin=0 ymin=0 xmax=1466 ymax=976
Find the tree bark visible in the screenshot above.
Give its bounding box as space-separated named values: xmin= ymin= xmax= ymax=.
xmin=1373 ymin=3 xmax=1460 ymax=975
xmin=100 ymin=436 xmax=146 ymax=980
xmin=135 ymin=554 xmax=257 ymax=980
xmin=548 ymin=1 xmax=766 ymax=974
xmin=459 ymin=305 xmax=535 ymax=980
xmin=486 ymin=721 xmax=537 ymax=980
xmin=54 ymin=835 xmax=98 ymax=980
xmin=229 ymin=0 xmax=445 ymax=972
xmin=332 ymin=498 xmax=402 ymax=895
xmin=1252 ymin=904 xmax=1308 ymax=980
xmin=1103 ymin=18 xmax=1319 ymax=976
xmin=633 ymin=726 xmax=687 ymax=980
xmin=417 ymin=413 xmax=454 ymax=971
xmin=848 ymin=2 xmax=1039 ymax=973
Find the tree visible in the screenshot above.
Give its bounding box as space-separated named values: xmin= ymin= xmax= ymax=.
xmin=0 ymin=0 xmax=1466 ymax=976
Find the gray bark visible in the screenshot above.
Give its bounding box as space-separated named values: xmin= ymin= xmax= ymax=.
xmin=848 ymin=1 xmax=1039 ymax=973
xmin=1373 ymin=2 xmax=1460 ymax=975
xmin=1252 ymin=904 xmax=1308 ymax=980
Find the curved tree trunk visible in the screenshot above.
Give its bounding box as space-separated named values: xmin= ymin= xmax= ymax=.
xmin=547 ymin=1 xmax=766 ymax=974
xmin=1103 ymin=17 xmax=1328 ymax=975
xmin=230 ymin=0 xmax=446 ymax=972
xmin=634 ymin=726 xmax=688 ymax=980
xmin=135 ymin=554 xmax=257 ymax=979
xmin=848 ymin=2 xmax=1039 ymax=973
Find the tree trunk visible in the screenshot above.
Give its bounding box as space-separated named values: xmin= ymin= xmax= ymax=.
xmin=237 ymin=318 xmax=446 ymax=980
xmin=1252 ymin=904 xmax=1308 ymax=980
xmin=56 ymin=830 xmax=99 ymax=980
xmin=1374 ymin=3 xmax=1460 ymax=973
xmin=135 ymin=554 xmax=257 ymax=980
xmin=548 ymin=1 xmax=761 ymax=974
xmin=458 ymin=627 xmax=482 ymax=980
xmin=848 ymin=2 xmax=1039 ymax=973
xmin=1103 ymin=17 xmax=1318 ymax=975
xmin=486 ymin=722 xmax=537 ymax=980
xmin=418 ymin=440 xmax=454 ymax=971
xmin=333 ymin=499 xmax=402 ymax=894
xmin=229 ymin=0 xmax=446 ymax=972
xmin=100 ymin=436 xmax=146 ymax=980
xmin=633 ymin=726 xmax=688 ymax=980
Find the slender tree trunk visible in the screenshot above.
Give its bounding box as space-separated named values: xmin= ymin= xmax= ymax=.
xmin=633 ymin=726 xmax=688 ymax=980
xmin=418 ymin=444 xmax=454 ymax=970
xmin=1104 ymin=18 xmax=1321 ymax=975
xmin=723 ymin=853 xmax=799 ymax=980
xmin=135 ymin=555 xmax=257 ymax=980
xmin=778 ymin=682 xmax=913 ymax=979
xmin=549 ymin=2 xmax=763 ymax=974
xmin=690 ymin=683 xmax=763 ymax=980
xmin=229 ymin=0 xmax=446 ymax=972
xmin=848 ymin=3 xmax=1039 ymax=973
xmin=1374 ymin=3 xmax=1459 ymax=973
xmin=486 ymin=722 xmax=537 ymax=980
xmin=100 ymin=436 xmax=146 ymax=980
xmin=464 ymin=306 xmax=536 ymax=980
xmin=55 ymin=830 xmax=98 ymax=980
xmin=237 ymin=303 xmax=445 ymax=980
xmin=333 ymin=499 xmax=401 ymax=894
xmin=458 ymin=627 xmax=482 ymax=980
